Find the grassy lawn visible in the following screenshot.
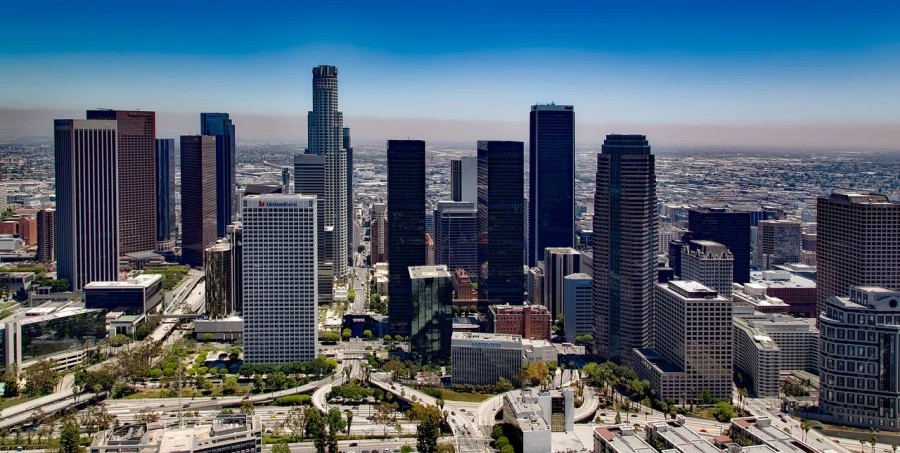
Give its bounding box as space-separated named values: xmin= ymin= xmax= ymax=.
xmin=441 ymin=389 xmax=492 ymax=403
xmin=0 ymin=395 xmax=40 ymax=410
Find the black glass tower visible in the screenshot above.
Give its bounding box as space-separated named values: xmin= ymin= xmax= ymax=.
xmin=155 ymin=139 xmax=176 ymax=251
xmin=201 ymin=113 xmax=236 ymax=238
xmin=528 ymin=104 xmax=575 ymax=267
xmin=688 ymin=209 xmax=751 ymax=284
xmin=592 ymin=134 xmax=657 ymax=366
xmin=477 ymin=140 xmax=525 ymax=307
xmin=387 ymin=140 xmax=427 ymax=336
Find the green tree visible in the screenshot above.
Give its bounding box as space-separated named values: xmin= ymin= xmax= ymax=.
xmin=363 ymin=329 xmax=373 ymax=339
xmin=384 ymin=334 xmax=393 ymax=342
xmin=59 ymin=419 xmax=83 ymax=453
xmin=615 ymin=411 xmax=622 ymax=424
xmin=341 ymin=328 xmax=352 ymax=340
xmin=345 ymin=409 xmax=354 ymax=434
xmin=411 ymin=403 xmax=442 ymax=453
xmin=22 ymin=358 xmax=60 ymax=396
xmin=323 ymin=331 xmax=341 ymax=343
xmin=348 ymin=289 xmax=355 ymax=301
xmin=400 ymin=446 xmax=414 ymax=453
xmin=698 ymin=389 xmax=714 ymax=406
xmin=240 ymin=400 xmax=255 ymax=415
xmin=711 ymin=402 xmax=735 ymax=422
xmin=358 ymin=245 xmax=366 ymax=253
xmin=305 ymin=408 xmax=326 ymax=453
xmin=325 ymin=408 xmax=346 ymax=452
xmin=222 ymin=376 xmax=240 ymax=395
xmin=272 ymin=442 xmax=291 ymax=453
xmin=203 ymin=333 xmax=213 ymax=341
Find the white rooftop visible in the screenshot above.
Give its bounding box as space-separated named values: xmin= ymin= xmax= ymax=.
xmin=83 ymin=273 xmax=162 ymax=289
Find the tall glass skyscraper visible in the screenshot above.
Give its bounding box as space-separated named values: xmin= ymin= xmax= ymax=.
xmin=201 ymin=113 xmax=236 ymax=238
xmin=387 ymin=140 xmax=426 ymax=336
xmin=688 ymin=208 xmax=751 ymax=284
xmin=529 ymin=104 xmax=575 ymax=267
xmin=343 ymin=127 xmax=354 ymax=266
xmin=409 ymin=265 xmax=452 ymax=365
xmin=434 ymin=201 xmax=478 ymax=280
xmin=477 ymin=140 xmax=525 ymax=306
xmin=180 ymin=135 xmax=218 ymax=268
xmin=592 ymin=134 xmax=657 ymax=366
xmin=294 ymin=153 xmax=332 ymax=304
xmin=155 ymin=138 xmax=176 ymax=251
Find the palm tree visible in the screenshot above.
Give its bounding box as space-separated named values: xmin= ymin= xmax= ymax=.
xmin=800 ymin=420 xmax=812 ymax=443
xmin=860 ymin=439 xmax=868 ymax=453
xmin=871 ymin=430 xmax=879 ymax=453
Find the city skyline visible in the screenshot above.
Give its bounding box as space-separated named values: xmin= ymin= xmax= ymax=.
xmin=1 ymin=2 xmax=898 ymax=148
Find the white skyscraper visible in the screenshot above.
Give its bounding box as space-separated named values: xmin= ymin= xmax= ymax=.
xmin=242 ymin=194 xmax=318 ymax=364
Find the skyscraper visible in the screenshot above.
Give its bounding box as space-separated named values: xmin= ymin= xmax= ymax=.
xmin=754 ymin=219 xmax=802 ymax=270
xmin=344 ymin=127 xmax=354 ymax=266
xmin=37 ymin=208 xmax=55 ymax=263
xmin=370 ymin=203 xmax=388 ymax=264
xmin=201 ymin=113 xmax=236 ymax=238
xmin=227 ymin=222 xmax=243 ymax=313
xmin=529 ymin=104 xmax=575 ymax=267
xmin=409 ymin=265 xmax=453 ymax=365
xmin=294 ymin=153 xmax=332 ymax=303
xmin=816 ymin=192 xmax=900 ymax=315
xmin=86 ymin=109 xmax=156 ymax=254
xmin=680 ymin=240 xmax=734 ymax=298
xmin=477 ymin=140 xmax=525 ymax=306
xmin=205 ymin=241 xmax=233 ymax=319
xmin=592 ymin=134 xmax=657 ymax=365
xmin=563 ymin=273 xmax=592 ymax=343
xmin=307 ymin=65 xmax=348 ymax=279
xmin=433 ymin=201 xmax=478 ymax=280
xmin=688 ymin=208 xmax=751 ymax=283
xmin=543 ymin=247 xmax=582 ymax=320
xmin=54 ymin=119 xmax=119 ymax=290
xmin=450 ymin=159 xmax=462 ymax=202
xmin=180 ymin=135 xmax=218 ymax=268
xmin=242 ymin=194 xmax=318 ymax=364
xmin=387 ymin=140 xmax=426 ymax=336
xmin=155 ymin=138 xmax=176 ymax=252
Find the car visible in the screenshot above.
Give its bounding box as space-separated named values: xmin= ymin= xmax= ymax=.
xmin=600 ymin=412 xmax=607 ymax=416
xmin=349 ymin=443 xmax=358 ymax=447
xmin=362 ymin=451 xmax=370 ymax=453
xmin=183 ymin=404 xmax=190 ymax=408
xmin=159 ymin=404 xmax=166 ymax=408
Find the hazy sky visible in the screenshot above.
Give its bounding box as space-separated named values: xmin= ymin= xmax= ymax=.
xmin=1 ymin=1 xmax=898 ymax=147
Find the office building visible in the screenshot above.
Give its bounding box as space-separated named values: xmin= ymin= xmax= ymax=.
xmin=424 ymin=233 xmax=435 ymax=265
xmin=370 ymin=203 xmax=388 ymax=264
xmin=242 ymin=194 xmax=318 ymax=364
xmin=748 ymin=270 xmax=817 ymax=317
xmin=17 ymin=217 xmax=36 ymax=246
xmin=819 ymin=286 xmax=900 ymax=430
xmin=282 ymin=167 xmax=290 ymax=192
xmin=733 ymin=309 xmax=819 ymax=397
xmin=54 ymin=119 xmax=119 ymax=290
xmin=543 ymin=247 xmax=582 ymax=320
xmin=226 ymin=223 xmax=243 ymax=313
xmin=409 ymin=265 xmax=452 ymax=365
xmin=155 ymin=138 xmax=176 ymax=251
xmin=344 ymin=127 xmax=354 ymax=265
xmin=1 ymin=305 xmax=106 ymax=375
xmin=387 ymin=140 xmax=426 ymax=336
xmin=477 ymin=140 xmax=525 ymax=306
xmin=452 ymin=267 xmax=475 ymax=302
xmin=490 ymin=303 xmax=551 ymax=340
xmin=503 ymin=388 xmax=575 ymax=453
xmin=307 ymin=65 xmax=348 ymax=279
xmin=451 ymin=332 xmax=556 ymax=386
xmin=733 ymin=284 xmax=791 ymax=314
xmin=645 ymin=419 xmax=725 ymax=453
xmin=201 ymin=113 xmax=236 ymax=238
xmin=680 ymin=240 xmax=734 ymax=298
xmin=433 ymin=201 xmax=478 ymax=279
xmin=450 ymin=156 xmax=477 ymax=203
xmin=529 ymin=104 xmax=575 ymax=267
xmin=633 ymin=281 xmax=732 ymax=402
xmin=84 ymin=273 xmax=164 ymax=315
xmin=86 ymin=109 xmax=156 ymax=254
xmin=89 ymin=415 xmax=261 ymax=453
xmin=816 ymin=192 xmax=900 ymax=315
xmin=527 ymin=266 xmax=544 ymax=306
xmin=563 ymin=273 xmax=592 ymax=342
xmin=294 ymin=153 xmax=332 ymax=303
xmin=592 ymin=134 xmax=657 ymax=365
xmin=593 ymin=424 xmax=657 ymax=453
xmin=688 ymin=208 xmax=751 ymax=284
xmin=755 ymin=220 xmax=802 ymax=270
xmin=180 ymin=135 xmax=218 ymax=268
xmin=36 ymin=208 xmax=55 ymax=262
xmin=205 ymin=241 xmax=233 ymax=319
xmin=730 ymin=417 xmax=818 ymax=453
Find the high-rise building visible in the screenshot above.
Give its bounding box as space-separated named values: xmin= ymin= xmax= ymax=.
xmin=282 ymin=167 xmax=291 ymax=192
xmin=527 ymin=266 xmax=544 ymax=306
xmin=450 ymin=157 xmax=477 ymax=203
xmin=680 ymin=240 xmax=734 ymax=298
xmin=201 ymin=113 xmax=236 ymax=238
xmin=307 ymin=65 xmax=348 ymax=279
xmin=563 ymin=273 xmax=592 ymax=342
xmin=543 ymin=247 xmax=582 ymax=320
xmin=180 ymin=135 xmax=218 ymax=268
xmin=17 ymin=217 xmax=36 ymax=246
xmin=86 ymin=109 xmax=156 ymax=254
xmin=241 ymin=194 xmax=318 ymax=364
xmin=409 ymin=265 xmax=453 ymax=365
xmin=688 ymin=209 xmax=751 ymax=284
xmin=816 ymin=192 xmax=900 ymax=315
xmin=477 ymin=141 xmax=525 ymax=306
xmin=37 ymin=208 xmax=55 ymax=262
xmin=227 ymin=222 xmax=243 ymax=313
xmin=155 ymin=138 xmax=176 ymax=252
xmin=387 ymin=140 xmax=426 ymax=336
xmin=343 ymin=127 xmax=354 ymax=266
xmin=54 ymin=119 xmax=119 ymax=291
xmin=819 ymin=286 xmax=900 ymax=430
xmin=592 ymin=134 xmax=657 ymax=365
xmin=529 ymin=104 xmax=575 ymax=267
xmin=754 ymin=220 xmax=802 ymax=270
xmin=294 ymin=153 xmax=332 ymax=303
xmin=370 ymin=203 xmax=388 ymax=264
xmin=433 ymin=201 xmax=478 ymax=280
xmin=633 ymin=281 xmax=732 ymax=402
xmin=205 ymin=241 xmax=233 ymax=319
xmin=425 ymin=233 xmax=435 ymax=265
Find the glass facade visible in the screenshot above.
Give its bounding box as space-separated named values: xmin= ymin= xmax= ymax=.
xmin=20 ymin=311 xmax=106 ymax=362
xmin=84 ymin=279 xmax=162 ymax=315
xmin=387 ymin=140 xmax=427 ymax=336
xmin=155 ymin=139 xmax=176 ymax=247
xmin=201 ymin=113 xmax=237 ymax=238
xmin=409 ymin=266 xmax=452 ymax=365
xmin=529 ymin=105 xmax=575 ymax=267
xmin=688 ymin=209 xmax=752 ymax=284
xmin=181 ymin=135 xmax=218 ymax=268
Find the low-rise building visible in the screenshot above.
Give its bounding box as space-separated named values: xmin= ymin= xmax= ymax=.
xmin=452 ymin=267 xmax=476 ymax=302
xmin=84 ymin=274 xmax=164 ymax=315
xmin=194 ymin=316 xmax=244 ymax=341
xmin=502 ymin=388 xmax=575 ymax=453
xmin=90 ymin=414 xmax=262 ymax=453
xmin=451 ymin=332 xmax=557 ymax=386
xmin=0 ymin=271 xmax=35 ymax=295
xmin=733 ymin=283 xmax=791 ymax=314
xmin=646 ymin=417 xmax=722 ymax=453
xmin=748 ymin=270 xmax=816 ymax=318
xmin=730 ymin=417 xmax=818 ymax=453
xmin=593 ymin=425 xmax=656 ymax=453
xmin=489 ymin=303 xmax=551 ymax=340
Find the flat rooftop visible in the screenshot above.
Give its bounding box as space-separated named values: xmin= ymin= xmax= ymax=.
xmin=594 ymin=426 xmax=657 ymax=453
xmin=750 ymin=271 xmax=815 ymax=289
xmin=731 ymin=417 xmax=817 ymax=453
xmin=452 ymin=331 xmax=522 ymax=343
xmin=409 ymin=265 xmax=451 ymax=279
xmin=648 ymin=420 xmax=721 ymax=453
xmin=84 ymin=273 xmax=162 ymax=289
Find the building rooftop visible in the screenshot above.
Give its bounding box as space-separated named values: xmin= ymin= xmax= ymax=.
xmin=825 ymin=192 xmax=893 ymax=204
xmin=635 ymin=349 xmax=684 ymax=374
xmin=83 ymin=273 xmax=162 ymax=290
xmin=594 ymin=425 xmax=657 ymax=453
xmin=665 ymin=280 xmax=720 ymax=299
xmin=452 ymin=331 xmax=522 ymax=343
xmin=750 ymin=271 xmax=815 ymax=289
xmin=648 ymin=419 xmax=722 ymax=453
xmin=564 ymin=272 xmax=591 ymax=280
xmin=504 ymin=389 xmax=551 ymax=432
xmin=731 ymin=417 xmax=817 ymax=453
xmin=409 ymin=265 xmax=450 ymax=279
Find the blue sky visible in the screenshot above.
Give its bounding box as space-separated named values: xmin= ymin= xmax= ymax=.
xmin=1 ymin=0 xmax=898 ymax=144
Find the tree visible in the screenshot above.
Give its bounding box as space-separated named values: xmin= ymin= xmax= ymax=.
xmin=22 ymin=358 xmax=61 ymax=396
xmin=203 ymin=333 xmax=214 ymax=341
xmin=135 ymin=408 xmax=159 ymax=423
xmin=341 ymin=329 xmax=352 ymax=341
xmin=384 ymin=334 xmax=393 ymax=342
xmin=860 ymin=440 xmax=868 ymax=453
xmin=871 ymin=431 xmax=879 ymax=453
xmin=373 ymin=402 xmax=398 ymax=436
xmin=711 ymin=401 xmax=735 ymax=422
xmin=411 ymin=404 xmax=442 ymax=453
xmin=615 ymin=411 xmax=622 ymax=424
xmin=363 ymin=329 xmax=373 ymax=339
xmin=348 ymin=289 xmax=356 ymax=301
xmin=323 ymin=331 xmax=341 ymax=343
xmin=222 ymin=377 xmax=240 ymax=395
xmin=284 ymin=406 xmax=308 ymax=440
xmin=435 ymin=444 xmax=455 ymax=453
xmin=79 ymin=405 xmax=116 ymax=434
xmin=59 ymin=419 xmax=83 ymax=453
xmin=305 ymin=408 xmax=327 ymax=453
xmin=401 ymin=446 xmax=414 ymax=453
xmin=358 ymin=245 xmax=366 ymax=253
xmin=698 ymin=389 xmax=714 ymax=406
xmin=467 ymin=305 xmax=477 ymax=314
xmin=345 ymin=409 xmax=354 ymax=434
xmin=524 ymin=362 xmax=550 ymax=387
xmin=272 ymin=442 xmax=291 ymax=453
xmin=325 ymin=409 xmax=346 ymax=452
xmin=240 ymin=400 xmax=255 ymax=415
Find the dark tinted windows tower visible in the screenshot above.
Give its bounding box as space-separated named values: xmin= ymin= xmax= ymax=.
xmin=687 ymin=209 xmax=751 ymax=284
xmin=155 ymin=138 xmax=176 ymax=251
xmin=180 ymin=135 xmax=218 ymax=268
xmin=201 ymin=113 xmax=236 ymax=238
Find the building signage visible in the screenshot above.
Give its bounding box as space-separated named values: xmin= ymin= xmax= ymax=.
xmin=472 ymin=341 xmax=502 ymax=348
xmin=258 ymin=200 xmax=298 ymax=208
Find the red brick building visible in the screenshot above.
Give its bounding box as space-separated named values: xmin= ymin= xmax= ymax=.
xmin=490 ymin=303 xmax=551 ymax=340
